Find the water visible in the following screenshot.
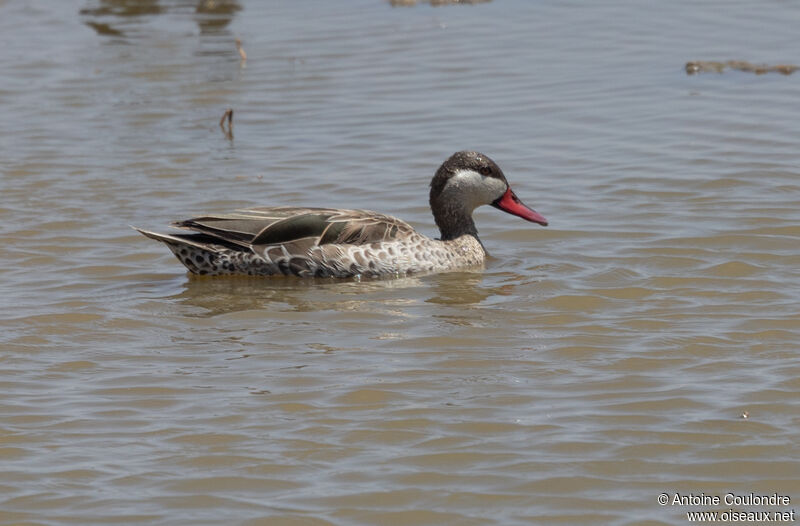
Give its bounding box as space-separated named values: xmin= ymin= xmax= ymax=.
xmin=2 ymin=1 xmax=799 ymax=524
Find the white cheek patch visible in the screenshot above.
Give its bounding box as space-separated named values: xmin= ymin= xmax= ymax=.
xmin=445 ymin=169 xmax=507 ymax=209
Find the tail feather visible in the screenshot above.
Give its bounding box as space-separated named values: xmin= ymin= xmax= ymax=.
xmin=132 ymin=226 xmax=225 ymax=252
xmin=134 ymin=226 xmax=237 ymax=275
xmin=134 ymin=226 xmax=301 ymax=277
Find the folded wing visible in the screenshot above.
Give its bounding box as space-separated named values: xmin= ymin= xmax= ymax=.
xmin=175 ymin=206 xmax=413 ymax=252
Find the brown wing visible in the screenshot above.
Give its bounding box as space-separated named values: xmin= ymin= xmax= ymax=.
xmin=174 ymin=207 xmax=415 ymax=254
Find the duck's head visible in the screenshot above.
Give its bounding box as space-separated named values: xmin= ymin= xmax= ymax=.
xmin=429 ymin=151 xmax=548 ymax=240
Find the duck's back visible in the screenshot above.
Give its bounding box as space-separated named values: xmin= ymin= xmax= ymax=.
xmin=181 ymin=207 xmax=413 ymax=246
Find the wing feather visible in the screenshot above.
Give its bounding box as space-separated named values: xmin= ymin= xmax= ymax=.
xmin=171 ymin=207 xmax=414 ymax=252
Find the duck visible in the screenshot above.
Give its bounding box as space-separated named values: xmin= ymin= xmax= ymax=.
xmin=135 ymin=151 xmax=548 ymax=278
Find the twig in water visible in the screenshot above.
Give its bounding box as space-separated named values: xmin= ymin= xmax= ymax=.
xmin=686 ymin=60 xmax=798 ymax=75
xmin=220 ymin=108 xmax=233 ymax=139
xmin=235 ymin=38 xmax=247 ymax=62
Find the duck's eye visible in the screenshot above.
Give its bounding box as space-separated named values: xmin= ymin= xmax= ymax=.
xmin=479 ymin=166 xmax=492 ymax=176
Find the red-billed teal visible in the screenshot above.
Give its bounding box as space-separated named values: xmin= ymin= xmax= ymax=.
xmin=136 ymin=151 xmax=548 ymax=278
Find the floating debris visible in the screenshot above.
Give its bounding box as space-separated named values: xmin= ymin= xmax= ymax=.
xmin=740 ymin=411 xmax=749 ymax=420
xmin=196 ymin=0 xmax=242 ymax=14
xmin=220 ymin=108 xmax=233 ymax=140
xmin=195 ymin=0 xmax=241 ymax=33
xmin=84 ymin=21 xmax=124 ymax=37
xmin=686 ymin=60 xmax=798 ymax=75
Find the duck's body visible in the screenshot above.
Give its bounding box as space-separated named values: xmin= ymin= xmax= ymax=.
xmin=137 ymin=207 xmax=487 ymax=277
xmin=137 ymin=151 xmax=547 ymax=278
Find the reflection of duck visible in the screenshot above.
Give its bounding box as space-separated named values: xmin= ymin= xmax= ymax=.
xmin=425 ymin=271 xmax=492 ymax=306
xmin=137 ymin=151 xmax=548 ymax=278
xmin=169 ymin=272 xmax=429 ymax=317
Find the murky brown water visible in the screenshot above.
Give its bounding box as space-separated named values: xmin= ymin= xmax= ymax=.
xmin=2 ymin=1 xmax=800 ymax=525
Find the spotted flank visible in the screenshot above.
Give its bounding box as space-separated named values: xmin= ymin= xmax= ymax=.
xmin=136 ymin=151 xmax=547 ymax=278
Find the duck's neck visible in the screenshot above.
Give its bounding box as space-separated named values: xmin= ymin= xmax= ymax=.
xmin=431 ymin=197 xmax=479 ymax=241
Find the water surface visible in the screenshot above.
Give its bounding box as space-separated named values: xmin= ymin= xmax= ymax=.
xmin=2 ymin=1 xmax=799 ymax=524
